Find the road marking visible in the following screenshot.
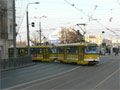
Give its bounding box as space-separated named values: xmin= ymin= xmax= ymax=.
xmin=48 ymin=75 xmax=76 ymax=90
xmin=4 ymin=66 xmax=80 ymax=90
xmin=1 ymin=64 xmax=52 ymax=81
xmin=91 ymin=68 xmax=120 ymax=90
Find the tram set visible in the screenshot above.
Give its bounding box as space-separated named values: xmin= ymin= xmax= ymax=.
xmin=8 ymin=43 xmax=100 ymax=65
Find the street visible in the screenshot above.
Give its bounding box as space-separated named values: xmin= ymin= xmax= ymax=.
xmin=1 ymin=54 xmax=120 ymax=90
xmin=0 ymin=0 xmax=120 ymax=90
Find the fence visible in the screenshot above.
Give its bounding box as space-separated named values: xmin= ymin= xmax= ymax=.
xmin=0 ymin=56 xmax=35 ymax=71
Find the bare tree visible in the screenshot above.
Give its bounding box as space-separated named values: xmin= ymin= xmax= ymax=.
xmin=59 ymin=27 xmax=78 ymax=44
xmin=16 ymin=40 xmax=26 ymax=46
xmin=30 ymin=32 xmax=39 ymax=45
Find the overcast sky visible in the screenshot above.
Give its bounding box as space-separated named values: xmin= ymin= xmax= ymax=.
xmin=16 ymin=0 xmax=120 ymax=41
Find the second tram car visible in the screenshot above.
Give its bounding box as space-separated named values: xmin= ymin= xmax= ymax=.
xmin=8 ymin=46 xmax=56 ymax=62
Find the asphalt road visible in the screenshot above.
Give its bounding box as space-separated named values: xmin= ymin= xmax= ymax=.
xmin=1 ymin=54 xmax=120 ymax=90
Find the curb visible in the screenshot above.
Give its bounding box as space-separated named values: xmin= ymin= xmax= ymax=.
xmin=0 ymin=63 xmax=36 ymax=72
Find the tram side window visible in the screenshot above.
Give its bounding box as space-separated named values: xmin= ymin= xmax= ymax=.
xmin=16 ymin=48 xmax=18 ymax=55
xmin=24 ymin=48 xmax=28 ymax=54
xmin=31 ymin=48 xmax=36 ymax=54
xmin=9 ymin=48 xmax=18 ymax=55
xmin=18 ymin=48 xmax=25 ymax=55
xmin=36 ymin=48 xmax=43 ymax=54
xmin=31 ymin=48 xmax=42 ymax=54
xmin=8 ymin=49 xmax=13 ymax=55
xmin=67 ymin=46 xmax=78 ymax=54
xmin=49 ymin=48 xmax=56 ymax=54
xmin=58 ymin=47 xmax=64 ymax=54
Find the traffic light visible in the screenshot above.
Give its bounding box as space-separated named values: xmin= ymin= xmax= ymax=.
xmin=102 ymin=31 xmax=105 ymax=33
xmin=31 ymin=22 xmax=35 ymax=27
xmin=77 ymin=30 xmax=80 ymax=35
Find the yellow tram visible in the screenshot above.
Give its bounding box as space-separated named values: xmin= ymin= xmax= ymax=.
xmin=56 ymin=43 xmax=100 ymax=65
xmin=8 ymin=43 xmax=100 ymax=65
xmin=8 ymin=46 xmax=56 ymax=62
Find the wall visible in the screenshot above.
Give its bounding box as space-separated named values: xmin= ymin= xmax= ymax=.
xmin=111 ymin=38 xmax=120 ymax=47
xmin=0 ymin=0 xmax=9 ymax=59
xmin=85 ymin=34 xmax=103 ymax=46
xmin=0 ymin=40 xmax=9 ymax=59
xmin=7 ymin=0 xmax=13 ymax=40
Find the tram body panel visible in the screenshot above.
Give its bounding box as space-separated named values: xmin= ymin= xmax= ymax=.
xmin=49 ymin=54 xmax=56 ymax=60
xmin=77 ymin=60 xmax=89 ymax=65
xmin=49 ymin=47 xmax=57 ymax=61
xmin=57 ymin=54 xmax=64 ymax=62
xmin=84 ymin=55 xmax=100 ymax=61
xmin=64 ymin=46 xmax=78 ymax=63
xmin=31 ymin=47 xmax=43 ymax=61
xmin=56 ymin=46 xmax=65 ymax=62
xmin=42 ymin=48 xmax=49 ymax=61
xmin=32 ymin=54 xmax=43 ymax=61
xmin=66 ymin=54 xmax=78 ymax=63
xmin=78 ymin=47 xmax=84 ymax=61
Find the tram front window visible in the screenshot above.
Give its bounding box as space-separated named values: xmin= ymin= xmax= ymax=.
xmin=84 ymin=46 xmax=99 ymax=54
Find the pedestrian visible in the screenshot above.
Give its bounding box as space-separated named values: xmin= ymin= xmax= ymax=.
xmin=108 ymin=48 xmax=111 ymax=55
xmin=115 ymin=48 xmax=119 ymax=56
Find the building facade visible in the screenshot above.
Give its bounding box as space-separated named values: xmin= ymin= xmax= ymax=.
xmin=110 ymin=38 xmax=120 ymax=47
xmin=85 ymin=34 xmax=103 ymax=46
xmin=48 ymin=28 xmax=61 ymax=45
xmin=0 ymin=0 xmax=13 ymax=59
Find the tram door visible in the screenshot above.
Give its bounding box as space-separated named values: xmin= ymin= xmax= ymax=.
xmin=79 ymin=47 xmax=84 ymax=60
xmin=43 ymin=48 xmax=49 ymax=60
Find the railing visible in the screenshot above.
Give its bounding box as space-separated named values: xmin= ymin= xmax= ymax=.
xmin=0 ymin=56 xmax=35 ymax=71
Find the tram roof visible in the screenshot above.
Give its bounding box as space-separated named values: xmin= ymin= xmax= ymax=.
xmin=56 ymin=43 xmax=98 ymax=47
xmin=9 ymin=45 xmax=53 ymax=49
xmin=8 ymin=43 xmax=98 ymax=49
xmin=56 ymin=43 xmax=87 ymax=47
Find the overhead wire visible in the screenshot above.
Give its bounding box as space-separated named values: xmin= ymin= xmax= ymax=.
xmin=89 ymin=5 xmax=98 ymax=20
xmin=16 ymin=0 xmax=24 ymax=31
xmin=64 ymin=0 xmax=89 ymax=17
xmin=36 ymin=1 xmax=65 ymax=4
xmin=86 ymin=5 xmax=98 ymax=25
xmin=64 ymin=0 xmax=119 ymax=36
xmin=16 ymin=0 xmax=30 ymax=33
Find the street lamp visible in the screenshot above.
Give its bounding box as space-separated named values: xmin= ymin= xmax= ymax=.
xmin=35 ymin=16 xmax=47 ymax=45
xmin=26 ymin=2 xmax=40 ymax=56
xmin=13 ymin=0 xmax=17 ymax=58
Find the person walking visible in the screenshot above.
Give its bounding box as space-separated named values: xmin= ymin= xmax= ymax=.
xmin=108 ymin=48 xmax=111 ymax=55
xmin=115 ymin=48 xmax=119 ymax=56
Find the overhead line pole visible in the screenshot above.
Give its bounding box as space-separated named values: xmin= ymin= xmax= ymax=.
xmin=26 ymin=2 xmax=40 ymax=56
xmin=13 ymin=0 xmax=17 ymax=58
xmin=26 ymin=4 xmax=30 ymax=56
xmin=35 ymin=16 xmax=47 ymax=46
xmin=39 ymin=18 xmax=42 ymax=45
